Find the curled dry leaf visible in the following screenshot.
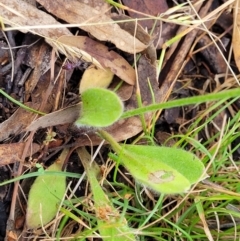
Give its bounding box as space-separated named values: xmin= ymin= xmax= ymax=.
xmin=36 ymin=0 xmax=148 ymax=53
xmin=58 ymin=35 xmax=136 ymax=85
xmin=79 ymin=66 xmax=114 ymax=93
xmin=24 ymin=40 xmax=53 ymax=100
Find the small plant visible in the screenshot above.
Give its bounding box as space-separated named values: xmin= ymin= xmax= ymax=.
xmin=76 ymin=87 xmax=205 ymax=194
xmin=25 ymin=87 xmax=205 ymax=232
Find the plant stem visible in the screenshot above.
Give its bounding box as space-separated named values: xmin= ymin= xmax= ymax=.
xmin=97 ymin=129 xmax=122 ymax=153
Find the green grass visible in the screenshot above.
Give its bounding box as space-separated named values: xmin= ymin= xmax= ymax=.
xmin=33 ymin=97 xmax=240 ymax=240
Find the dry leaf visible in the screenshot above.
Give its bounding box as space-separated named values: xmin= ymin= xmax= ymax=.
xmin=109 ymin=79 xmax=134 ymax=101
xmin=26 ymin=104 xmax=81 ymax=132
xmin=0 ymin=103 xmax=41 ymax=141
xmin=0 ymin=142 xmax=40 ymax=167
xmin=78 ymin=0 xmax=111 ymax=14
xmin=79 ymin=66 xmax=114 ymax=93
xmin=24 ymin=40 xmax=53 ymax=100
xmin=0 ymin=64 xmax=65 ymax=141
xmin=0 ymin=0 xmax=97 ymax=65
xmin=58 ymin=36 xmax=136 ymax=85
xmin=121 ymin=0 xmax=168 ymax=29
xmin=37 ymin=0 xmax=148 ymax=53
xmin=111 ymin=14 xmax=151 ymax=45
xmin=233 ymin=0 xmax=240 ymax=71
xmin=0 ymin=0 xmax=71 ymax=38
xmin=0 ymin=0 xmax=85 ymax=63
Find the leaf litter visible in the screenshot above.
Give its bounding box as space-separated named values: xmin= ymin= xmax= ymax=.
xmin=0 ymin=0 xmax=239 ymax=240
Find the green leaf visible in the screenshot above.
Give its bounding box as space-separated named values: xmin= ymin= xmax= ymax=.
xmin=26 ymin=149 xmax=68 ymax=229
xmin=77 ymin=147 xmax=136 ymax=241
xmin=98 ymin=129 xmax=205 ymax=194
xmin=75 ymin=88 xmax=123 ymax=127
xmin=113 ymin=145 xmax=205 ymax=194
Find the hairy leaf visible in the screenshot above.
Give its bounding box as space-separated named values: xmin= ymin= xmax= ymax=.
xmin=26 ymin=149 xmax=68 ymax=229
xmin=75 ymin=88 xmax=123 ymax=128
xmin=114 ymin=145 xmax=205 ymax=194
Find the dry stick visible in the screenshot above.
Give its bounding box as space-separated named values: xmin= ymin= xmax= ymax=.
xmin=8 ymin=131 xmax=36 ymax=221
xmin=151 ymin=1 xmax=205 ymax=130
xmin=161 ymin=0 xmax=204 ymax=70
xmin=158 ymin=0 xmax=214 ymax=105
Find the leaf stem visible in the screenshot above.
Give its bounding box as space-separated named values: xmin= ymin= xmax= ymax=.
xmin=97 ymin=129 xmax=122 ymax=153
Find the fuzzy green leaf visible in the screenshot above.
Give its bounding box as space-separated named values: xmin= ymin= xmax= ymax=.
xmin=75 ymin=88 xmax=123 ymax=127
xmin=113 ymin=145 xmax=205 ymax=194
xmin=26 ymin=150 xmax=68 ymax=229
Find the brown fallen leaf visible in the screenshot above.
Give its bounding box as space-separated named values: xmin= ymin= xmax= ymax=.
xmin=196 ymin=35 xmax=227 ymax=74
xmin=37 ymin=0 xmax=148 ymax=53
xmin=24 ymin=40 xmax=53 ymax=100
xmin=0 ymin=64 xmax=66 ymax=141
xmin=121 ymin=0 xmax=169 ymax=49
xmin=122 ymin=0 xmax=168 ymax=29
xmin=26 ymin=104 xmax=81 ymax=132
xmin=0 ymin=142 xmax=40 ymax=167
xmin=0 ymin=102 xmax=41 ymax=142
xmin=58 ymin=35 xmax=136 ymax=85
xmin=111 ymin=14 xmax=151 ymax=45
xmin=0 ymin=0 xmax=71 ymax=38
xmin=109 ymin=79 xmax=134 ymax=102
xmin=78 ymin=0 xmax=111 ymax=15
xmin=0 ymin=0 xmax=94 ymax=66
xmin=232 ymin=0 xmax=240 ymax=71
